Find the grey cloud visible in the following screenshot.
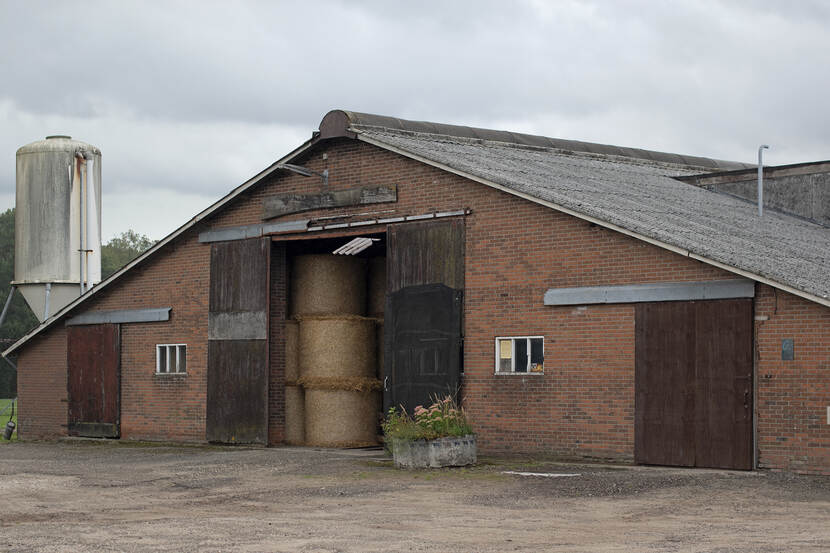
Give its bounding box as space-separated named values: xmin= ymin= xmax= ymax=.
xmin=2 ymin=0 xmax=829 ymax=238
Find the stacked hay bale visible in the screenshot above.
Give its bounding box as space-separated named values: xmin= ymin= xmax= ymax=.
xmin=283 ymin=320 xmax=304 ymax=445
xmin=288 ymin=254 xmax=382 ymax=447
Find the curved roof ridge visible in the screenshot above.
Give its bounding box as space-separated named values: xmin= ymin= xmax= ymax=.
xmin=318 ymin=109 xmax=753 ymax=172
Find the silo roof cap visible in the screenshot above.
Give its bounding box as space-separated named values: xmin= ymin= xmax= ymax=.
xmin=17 ymin=136 xmax=101 ymax=156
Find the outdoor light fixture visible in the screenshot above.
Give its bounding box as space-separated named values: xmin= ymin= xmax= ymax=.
xmin=277 ymin=163 xmax=329 ymax=187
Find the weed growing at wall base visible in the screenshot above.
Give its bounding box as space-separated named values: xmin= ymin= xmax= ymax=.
xmin=382 ymin=396 xmax=473 ymax=442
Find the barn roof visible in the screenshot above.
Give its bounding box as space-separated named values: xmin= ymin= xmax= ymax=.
xmin=346 ymin=122 xmax=830 ymax=305
xmin=4 ymin=110 xmax=828 ymax=357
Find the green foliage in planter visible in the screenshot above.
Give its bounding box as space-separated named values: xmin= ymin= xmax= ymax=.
xmin=382 ymin=395 xmax=473 ymax=442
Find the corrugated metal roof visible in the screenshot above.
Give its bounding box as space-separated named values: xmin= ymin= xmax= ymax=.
xmin=353 ymin=126 xmax=829 ymax=305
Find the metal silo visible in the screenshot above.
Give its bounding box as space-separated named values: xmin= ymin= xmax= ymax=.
xmin=13 ymin=136 xmax=102 ymax=321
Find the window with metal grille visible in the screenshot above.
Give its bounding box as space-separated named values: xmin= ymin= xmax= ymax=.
xmin=495 ymin=336 xmax=544 ymax=374
xmin=156 ymin=344 xmax=187 ymax=374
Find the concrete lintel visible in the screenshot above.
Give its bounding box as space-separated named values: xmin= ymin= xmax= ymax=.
xmin=543 ymin=279 xmax=755 ymax=306
xmin=65 ymin=307 xmax=171 ymax=326
xmin=199 ymin=220 xmax=309 ymax=243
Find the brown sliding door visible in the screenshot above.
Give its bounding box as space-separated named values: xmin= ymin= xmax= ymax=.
xmin=635 ymin=299 xmax=753 ymax=470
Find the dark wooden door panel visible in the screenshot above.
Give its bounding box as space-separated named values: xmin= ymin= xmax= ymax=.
xmin=206 ymin=238 xmax=271 ymax=444
xmin=209 ymin=239 xmax=270 ymax=313
xmin=635 ymin=299 xmax=753 ymax=470
xmin=67 ymin=323 xmax=120 ymax=438
xmin=386 ymin=284 xmax=463 ymax=414
xmin=206 ymin=340 xmax=268 ymax=444
xmin=385 ymin=219 xmax=465 ymax=413
xmin=387 ymin=219 xmax=464 ymax=294
xmin=694 ymin=299 xmax=753 ymax=470
xmin=635 ymin=302 xmax=695 ymax=467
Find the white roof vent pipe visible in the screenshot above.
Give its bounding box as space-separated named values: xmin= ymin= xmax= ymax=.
xmin=758 ymin=145 xmax=769 ymax=217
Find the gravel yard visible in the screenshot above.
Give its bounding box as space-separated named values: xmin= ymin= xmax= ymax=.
xmin=2 ymin=441 xmax=830 ymax=552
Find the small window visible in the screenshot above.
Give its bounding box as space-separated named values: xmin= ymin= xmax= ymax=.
xmin=156 ymin=344 xmax=187 ymax=374
xmin=495 ymin=336 xmax=544 ymax=374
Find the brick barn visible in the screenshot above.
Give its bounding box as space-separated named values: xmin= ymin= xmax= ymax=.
xmin=4 ymin=110 xmax=829 ymax=474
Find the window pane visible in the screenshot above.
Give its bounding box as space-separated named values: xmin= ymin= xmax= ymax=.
xmin=168 ymin=346 xmax=177 ymax=373
xmin=178 ymin=346 xmax=187 ymax=373
xmin=514 ymin=339 xmax=528 ymax=372
xmin=498 ymin=339 xmax=512 ymax=372
xmin=530 ymin=338 xmax=544 ymax=372
xmin=158 ymin=346 xmax=167 ymax=373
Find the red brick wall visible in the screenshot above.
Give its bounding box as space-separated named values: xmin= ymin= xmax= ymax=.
xmin=16 ymin=327 xmax=67 ymax=439
xmin=14 ymin=138 xmax=830 ymax=472
xmin=756 ymin=284 xmax=830 ymax=474
xmin=16 ymin=227 xmax=210 ymax=442
xmin=209 ymin=140 xmax=735 ymax=462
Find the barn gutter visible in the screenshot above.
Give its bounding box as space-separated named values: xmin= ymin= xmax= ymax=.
xmin=354 ymin=133 xmax=830 ymax=309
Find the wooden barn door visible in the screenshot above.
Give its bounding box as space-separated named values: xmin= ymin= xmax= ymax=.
xmin=385 ymin=219 xmax=464 ymax=414
xmin=67 ymin=323 xmax=120 ymax=438
xmin=635 ymin=299 xmax=753 ymax=470
xmin=206 ymin=238 xmax=270 ymax=444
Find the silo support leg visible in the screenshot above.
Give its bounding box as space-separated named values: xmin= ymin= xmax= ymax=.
xmin=0 ymin=286 xmax=15 ymax=330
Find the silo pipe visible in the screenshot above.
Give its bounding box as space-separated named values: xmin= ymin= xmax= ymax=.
xmin=84 ymin=157 xmax=95 ymax=293
xmin=43 ymin=283 xmax=51 ymax=320
xmin=75 ymin=153 xmax=86 ymax=294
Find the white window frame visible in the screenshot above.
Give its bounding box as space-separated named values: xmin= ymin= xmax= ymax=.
xmin=156 ymin=344 xmax=187 ymax=375
xmin=494 ymin=336 xmax=544 ymax=375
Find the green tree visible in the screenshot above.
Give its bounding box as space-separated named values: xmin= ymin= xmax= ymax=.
xmin=101 ymin=230 xmax=156 ymax=279
xmin=0 ymin=208 xmax=38 ymax=343
xmin=0 ymin=208 xmax=38 ymax=397
xmin=0 ymin=213 xmax=155 ymax=397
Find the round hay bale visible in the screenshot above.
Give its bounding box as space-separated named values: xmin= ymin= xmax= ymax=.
xmin=367 ymin=257 xmax=386 ymax=317
xmin=298 ymin=376 xmax=382 ymax=392
xmin=285 ymin=320 xmax=300 ymax=382
xmin=305 ymin=388 xmax=380 ymax=447
xmin=299 ymin=316 xmax=376 ymax=379
xmin=290 ymin=255 xmax=367 ymax=316
xmin=284 ymin=385 xmax=305 ymax=445
xmin=376 ymin=321 xmax=384 ymax=380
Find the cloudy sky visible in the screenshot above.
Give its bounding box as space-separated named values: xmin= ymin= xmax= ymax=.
xmin=2 ymin=0 xmax=829 ymax=241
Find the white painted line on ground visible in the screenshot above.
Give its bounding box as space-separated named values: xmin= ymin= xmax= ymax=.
xmin=502 ymin=471 xmax=581 ymax=478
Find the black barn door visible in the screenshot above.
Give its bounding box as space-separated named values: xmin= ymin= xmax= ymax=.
xmin=385 ymin=219 xmax=464 ymax=414
xmin=635 ymin=299 xmax=753 ymax=470
xmin=206 ymin=238 xmax=270 ymax=444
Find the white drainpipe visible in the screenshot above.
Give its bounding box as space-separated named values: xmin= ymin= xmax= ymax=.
xmin=758 ymin=145 xmax=769 ymax=217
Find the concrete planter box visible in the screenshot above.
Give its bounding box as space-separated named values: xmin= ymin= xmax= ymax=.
xmin=391 ymin=435 xmax=477 ymax=468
